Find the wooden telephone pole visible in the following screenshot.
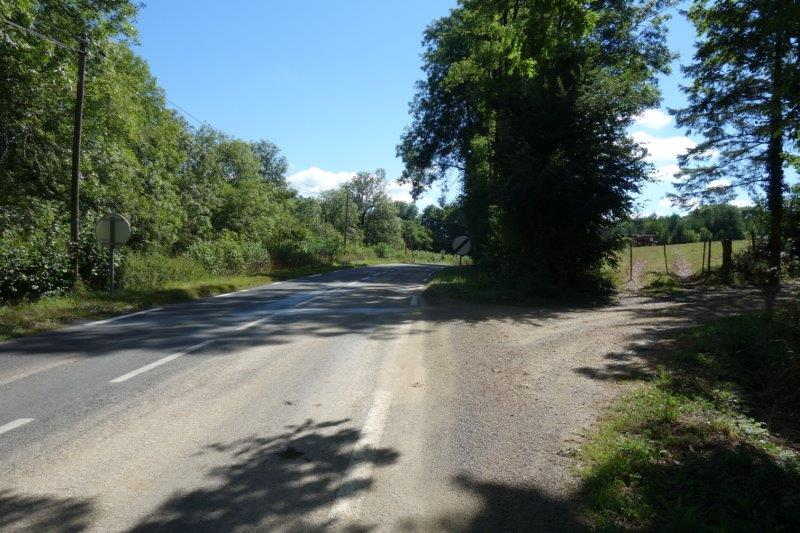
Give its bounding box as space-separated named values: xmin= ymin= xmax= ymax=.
xmin=70 ymin=35 xmax=88 ymax=282
xmin=343 ymin=187 xmax=350 ymax=251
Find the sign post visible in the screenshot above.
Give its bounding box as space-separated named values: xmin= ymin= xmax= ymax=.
xmin=451 ymin=235 xmax=471 ymax=266
xmin=95 ymin=214 xmax=131 ymax=293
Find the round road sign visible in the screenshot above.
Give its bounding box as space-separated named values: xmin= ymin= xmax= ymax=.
xmin=452 ymin=235 xmax=471 ymax=256
xmin=95 ymin=214 xmax=131 ymax=246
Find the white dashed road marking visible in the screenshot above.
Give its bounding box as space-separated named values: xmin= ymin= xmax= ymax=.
xmin=0 ymin=418 xmax=34 ymax=436
xmin=109 ymin=340 xmax=214 ymax=383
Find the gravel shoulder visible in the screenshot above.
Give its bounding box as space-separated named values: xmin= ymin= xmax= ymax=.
xmin=354 ymin=286 xmax=780 ymax=530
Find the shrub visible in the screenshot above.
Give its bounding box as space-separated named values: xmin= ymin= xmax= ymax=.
xmin=733 ymin=248 xmax=772 ymax=285
xmin=373 ymin=243 xmax=397 ymax=259
xmin=122 ymin=252 xmax=210 ymax=290
xmin=0 ymin=235 xmax=71 ymax=303
xmin=269 ymin=241 xmax=314 ymax=268
xmin=186 ymin=235 xmax=270 ymax=275
xmin=269 ymin=226 xmax=342 ymax=268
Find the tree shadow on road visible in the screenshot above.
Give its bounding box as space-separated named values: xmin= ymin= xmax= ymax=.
xmin=0 ymin=489 xmax=94 ymax=532
xmin=387 ymin=473 xmax=587 ymax=532
xmin=129 ymin=418 xmax=398 ymax=532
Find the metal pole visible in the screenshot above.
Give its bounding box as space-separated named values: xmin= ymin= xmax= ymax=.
xmin=70 ymin=36 xmax=88 ymax=283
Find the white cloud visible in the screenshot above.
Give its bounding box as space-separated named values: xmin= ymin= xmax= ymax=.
xmin=633 ymin=109 xmax=672 ymax=130
xmin=287 ymin=166 xmax=415 ymax=202
xmin=631 ymin=131 xmax=696 ymax=163
xmin=386 ymin=182 xmax=413 ymax=202
xmin=731 ymin=197 xmax=755 ymax=208
xmin=658 ymin=197 xmax=673 ymax=209
xmin=286 ymin=166 xmax=355 ymax=196
xmin=654 ymin=164 xmax=681 ymax=183
xmin=706 ymin=178 xmax=732 ymax=189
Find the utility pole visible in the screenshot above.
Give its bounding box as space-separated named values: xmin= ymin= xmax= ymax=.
xmin=343 ymin=186 xmax=350 ymax=251
xmin=70 ymin=35 xmax=88 ymax=283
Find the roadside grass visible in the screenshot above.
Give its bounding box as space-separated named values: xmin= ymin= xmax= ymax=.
xmin=0 ymin=275 xmax=271 ymax=341
xmin=577 ymin=303 xmax=800 ymax=531
xmin=424 ymin=265 xmax=516 ymax=303
xmin=0 ymin=254 xmax=460 ymax=342
xmin=614 ymin=240 xmax=749 ymax=287
xmin=424 ymin=265 xmax=613 ymax=305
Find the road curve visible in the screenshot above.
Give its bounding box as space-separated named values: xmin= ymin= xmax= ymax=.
xmin=0 ymin=265 xmax=773 ymax=532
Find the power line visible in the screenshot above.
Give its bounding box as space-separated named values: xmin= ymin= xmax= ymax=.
xmin=2 ymin=17 xmax=207 ymax=127
xmin=165 ymin=98 xmax=206 ymax=126
xmin=0 ymin=16 xmax=86 ymax=55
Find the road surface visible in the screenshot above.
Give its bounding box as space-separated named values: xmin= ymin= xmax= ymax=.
xmin=0 ymin=264 xmax=772 ymax=531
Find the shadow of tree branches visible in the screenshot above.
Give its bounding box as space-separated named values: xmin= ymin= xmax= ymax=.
xmin=129 ymin=418 xmax=398 ymax=532
xmin=0 ymin=489 xmax=94 ymax=532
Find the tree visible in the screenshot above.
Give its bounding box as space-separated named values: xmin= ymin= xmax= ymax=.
xmin=319 ymin=187 xmax=359 ymax=237
xmin=0 ymin=0 xmax=138 ymax=210
xmin=672 ymin=0 xmax=800 ymax=308
xmin=398 ymin=0 xmax=672 ymax=291
xmin=420 ymin=203 xmax=467 ymax=252
xmin=349 ymin=169 xmax=390 ymax=226
xmin=784 ymin=185 xmax=800 ymax=263
xmin=363 ymin=199 xmax=403 ymax=247
xmin=250 ymin=139 xmax=289 ymax=185
xmin=394 ymin=201 xmax=419 ymax=220
xmin=401 ymin=218 xmax=434 ymax=250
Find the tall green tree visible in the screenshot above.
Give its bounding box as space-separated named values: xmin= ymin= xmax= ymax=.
xmin=399 ymin=0 xmax=672 ymax=290
xmin=0 ymin=0 xmax=138 ymax=210
xmin=349 ymin=169 xmax=391 ymax=227
xmin=250 ymin=139 xmax=289 ymax=185
xmin=673 ymin=0 xmax=800 ymax=307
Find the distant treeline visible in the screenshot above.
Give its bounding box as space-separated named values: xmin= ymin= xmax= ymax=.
xmin=621 ymin=193 xmax=800 ymax=263
xmin=620 ymin=204 xmax=759 ymax=245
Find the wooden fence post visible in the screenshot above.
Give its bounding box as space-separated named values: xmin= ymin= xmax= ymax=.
xmin=701 ymin=240 xmax=706 ymax=275
xmin=722 ymin=239 xmax=733 ymax=282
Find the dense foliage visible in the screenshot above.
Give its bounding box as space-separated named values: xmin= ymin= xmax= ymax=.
xmin=0 ymin=2 xmax=445 ymax=303
xmin=398 ymin=0 xmax=672 ymax=292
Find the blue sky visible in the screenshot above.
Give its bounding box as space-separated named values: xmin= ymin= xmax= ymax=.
xmin=133 ymin=1 xmax=753 ymax=214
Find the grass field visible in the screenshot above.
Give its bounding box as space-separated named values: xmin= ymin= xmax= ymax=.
xmin=614 ymin=240 xmax=749 ymax=286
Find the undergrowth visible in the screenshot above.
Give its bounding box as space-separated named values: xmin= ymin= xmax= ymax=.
xmin=578 ymin=303 xmax=800 ymax=530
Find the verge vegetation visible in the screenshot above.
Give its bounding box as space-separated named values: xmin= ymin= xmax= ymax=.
xmin=424 ymin=265 xmax=613 ymax=305
xmin=1 ymin=250 xmax=459 ymax=341
xmin=577 ymin=303 xmax=800 ymax=530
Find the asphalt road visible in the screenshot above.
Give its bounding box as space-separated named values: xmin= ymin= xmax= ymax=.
xmin=0 ymin=264 xmax=444 ymax=531
xmin=0 ymin=264 xmax=774 ymax=531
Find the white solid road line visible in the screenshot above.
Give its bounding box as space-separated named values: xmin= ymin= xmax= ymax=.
xmin=294 ymin=295 xmax=322 ymax=308
xmin=0 ymin=418 xmax=34 ymax=436
xmin=110 ymin=291 xmax=323 ymax=383
xmin=109 ymin=340 xmax=213 ymax=383
xmin=330 ymin=389 xmax=393 ymax=519
xmin=233 ymin=316 xmax=270 ymax=332
xmin=84 ymin=307 xmax=163 ymax=328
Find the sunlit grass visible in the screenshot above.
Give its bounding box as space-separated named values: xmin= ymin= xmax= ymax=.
xmin=614 ymin=240 xmax=749 ymax=286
